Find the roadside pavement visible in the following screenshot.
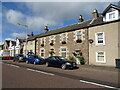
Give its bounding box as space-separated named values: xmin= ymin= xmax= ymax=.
xmin=78 ymin=64 xmax=120 ymax=73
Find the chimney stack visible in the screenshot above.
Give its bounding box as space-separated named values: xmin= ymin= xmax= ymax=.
xmin=31 ymin=32 xmax=34 ymax=36
xmin=44 ymin=26 xmax=49 ymax=33
xmin=27 ymin=32 xmax=34 ymax=38
xmin=92 ymin=9 xmax=99 ymax=19
xmin=78 ymin=15 xmax=84 ymax=24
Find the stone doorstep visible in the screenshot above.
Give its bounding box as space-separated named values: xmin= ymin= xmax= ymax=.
xmin=78 ymin=64 xmax=120 ymax=73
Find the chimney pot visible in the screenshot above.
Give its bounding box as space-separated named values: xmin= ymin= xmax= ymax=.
xmin=44 ymin=26 xmax=49 ymax=33
xmin=78 ymin=15 xmax=84 ymax=24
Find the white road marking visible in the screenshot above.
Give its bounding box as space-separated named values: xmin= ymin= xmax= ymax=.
xmin=10 ymin=64 xmax=20 ymax=68
xmin=27 ymin=68 xmax=55 ymax=76
xmin=80 ymin=80 xmax=119 ymax=89
xmin=35 ymin=70 xmax=55 ymax=76
xmin=6 ymin=64 xmax=20 ymax=68
xmin=27 ymin=68 xmax=36 ymax=72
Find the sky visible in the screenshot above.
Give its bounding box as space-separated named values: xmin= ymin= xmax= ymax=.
xmin=0 ymin=1 xmax=119 ymax=45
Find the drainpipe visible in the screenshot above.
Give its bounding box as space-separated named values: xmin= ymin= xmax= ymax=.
xmin=87 ymin=27 xmax=89 ymax=65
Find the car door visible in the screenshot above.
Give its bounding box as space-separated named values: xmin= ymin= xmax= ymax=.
xmin=28 ymin=55 xmax=32 ymax=63
xmin=30 ymin=56 xmax=34 ymax=63
xmin=51 ymin=57 xmax=59 ymax=67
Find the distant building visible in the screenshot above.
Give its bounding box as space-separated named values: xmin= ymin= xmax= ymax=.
xmin=0 ymin=44 xmax=3 ymax=50
xmin=2 ymin=38 xmax=24 ymax=56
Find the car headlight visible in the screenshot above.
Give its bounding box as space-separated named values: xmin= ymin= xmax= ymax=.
xmin=65 ymin=62 xmax=71 ymax=65
xmin=36 ymin=59 xmax=39 ymax=61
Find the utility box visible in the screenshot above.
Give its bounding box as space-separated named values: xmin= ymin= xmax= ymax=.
xmin=115 ymin=59 xmax=120 ymax=68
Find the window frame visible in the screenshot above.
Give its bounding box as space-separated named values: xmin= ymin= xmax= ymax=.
xmin=50 ymin=36 xmax=54 ymax=43
xmin=109 ymin=12 xmax=115 ymax=19
xmin=95 ymin=32 xmax=105 ymax=46
xmin=61 ymin=48 xmax=67 ymax=58
xmin=61 ymin=34 xmax=66 ymax=41
xmin=96 ymin=51 xmax=106 ymax=63
xmin=40 ymin=49 xmax=45 ymax=58
xmin=76 ymin=31 xmax=82 ymax=40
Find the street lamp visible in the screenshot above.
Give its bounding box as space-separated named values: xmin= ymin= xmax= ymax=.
xmin=17 ymin=23 xmax=28 ymax=57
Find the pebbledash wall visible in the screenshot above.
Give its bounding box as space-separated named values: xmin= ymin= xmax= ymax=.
xmin=89 ymin=21 xmax=120 ymax=67
xmin=36 ymin=28 xmax=89 ymax=64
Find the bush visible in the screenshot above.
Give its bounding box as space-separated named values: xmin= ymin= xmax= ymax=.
xmin=69 ymin=56 xmax=76 ymax=62
xmin=78 ymin=56 xmax=85 ymax=65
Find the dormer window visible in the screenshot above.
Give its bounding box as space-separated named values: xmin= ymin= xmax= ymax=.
xmin=102 ymin=4 xmax=120 ymax=22
xmin=109 ymin=12 xmax=115 ymax=19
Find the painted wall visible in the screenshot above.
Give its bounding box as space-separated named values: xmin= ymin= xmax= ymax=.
xmin=118 ymin=22 xmax=120 ymax=59
xmin=89 ymin=22 xmax=119 ymax=67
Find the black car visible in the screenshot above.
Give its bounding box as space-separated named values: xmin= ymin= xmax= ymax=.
xmin=13 ymin=54 xmax=26 ymax=62
xmin=45 ymin=56 xmax=77 ymax=70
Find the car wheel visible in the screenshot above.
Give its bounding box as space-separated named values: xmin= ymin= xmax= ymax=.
xmin=46 ymin=62 xmax=49 ymax=67
xmin=61 ymin=64 xmax=66 ymax=70
xmin=26 ymin=60 xmax=29 ymax=64
xmin=34 ymin=61 xmax=36 ymax=65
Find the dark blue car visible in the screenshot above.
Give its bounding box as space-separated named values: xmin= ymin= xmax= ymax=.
xmin=45 ymin=56 xmax=77 ymax=70
xmin=26 ymin=55 xmax=45 ymax=65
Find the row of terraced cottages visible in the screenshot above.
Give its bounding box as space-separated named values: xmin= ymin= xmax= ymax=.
xmin=22 ymin=4 xmax=120 ymax=67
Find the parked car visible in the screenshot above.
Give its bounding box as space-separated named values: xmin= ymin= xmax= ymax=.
xmin=26 ymin=55 xmax=45 ymax=65
xmin=13 ymin=54 xmax=26 ymax=62
xmin=45 ymin=56 xmax=77 ymax=70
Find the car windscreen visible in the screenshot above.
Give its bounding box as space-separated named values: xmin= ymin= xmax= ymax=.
xmin=19 ymin=55 xmax=23 ymax=57
xmin=54 ymin=56 xmax=65 ymax=61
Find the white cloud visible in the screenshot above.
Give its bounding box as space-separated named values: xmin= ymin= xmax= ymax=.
xmin=6 ymin=9 xmax=26 ymax=25
xmin=11 ymin=33 xmax=26 ymax=38
xmin=5 ymin=38 xmax=15 ymax=41
xmin=6 ymin=9 xmax=58 ymax=30
xmin=5 ymin=2 xmax=113 ymax=31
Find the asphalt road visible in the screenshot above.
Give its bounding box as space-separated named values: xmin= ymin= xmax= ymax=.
xmin=2 ymin=62 xmax=106 ymax=89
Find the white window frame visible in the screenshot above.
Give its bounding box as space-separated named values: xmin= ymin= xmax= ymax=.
xmin=95 ymin=32 xmax=105 ymax=46
xmin=105 ymin=10 xmax=119 ymax=22
xmin=61 ymin=34 xmax=66 ymax=41
xmin=109 ymin=12 xmax=115 ymax=20
xmin=50 ymin=36 xmax=54 ymax=43
xmin=61 ymin=48 xmax=67 ymax=58
xmin=40 ymin=49 xmax=45 ymax=58
xmin=76 ymin=31 xmax=82 ymax=40
xmin=96 ymin=51 xmax=106 ymax=63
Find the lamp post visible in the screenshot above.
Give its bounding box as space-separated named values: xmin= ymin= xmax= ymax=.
xmin=17 ymin=23 xmax=28 ymax=57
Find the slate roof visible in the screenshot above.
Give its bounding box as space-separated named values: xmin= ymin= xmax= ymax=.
xmin=4 ymin=40 xmax=16 ymax=46
xmin=26 ymin=19 xmax=92 ymax=41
